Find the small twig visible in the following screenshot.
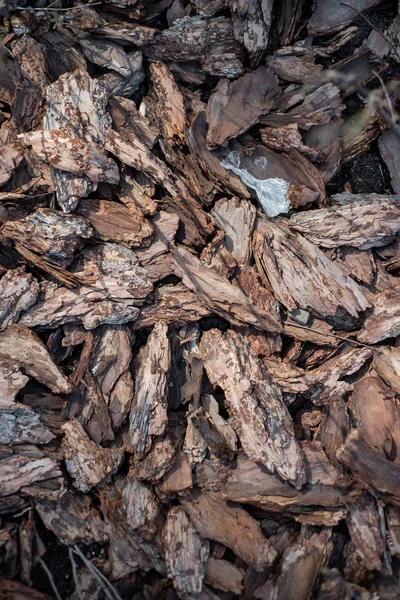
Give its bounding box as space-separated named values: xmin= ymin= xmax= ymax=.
xmin=39 ymin=559 xmax=62 ymax=600
xmin=284 ymin=320 xmax=376 ymax=350
xmin=372 ymin=69 xmax=397 ymax=126
xmin=69 ymin=547 xmax=84 ymax=600
xmin=72 ymin=546 xmax=123 ymax=600
xmin=340 ymin=2 xmax=397 ymax=53
xmin=14 ymin=1 xmax=102 ymax=11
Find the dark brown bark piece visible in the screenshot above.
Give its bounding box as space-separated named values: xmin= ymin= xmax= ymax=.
xmin=187 ymin=112 xmax=250 ymax=198
xmin=308 ymin=0 xmax=384 ymax=35
xmin=0 ymin=580 xmax=52 ymax=600
xmin=34 ymin=493 xmax=107 ymax=545
xmin=200 ymin=329 xmax=305 ymax=487
xmin=346 ymin=493 xmax=385 ymax=571
xmin=180 ymin=491 xmax=277 ymax=571
xmin=379 ymin=128 xmax=400 ymax=194
xmin=229 ymin=0 xmax=273 ymax=62
xmin=0 ymin=402 xmax=54 ymax=446
xmin=144 ymin=16 xmax=244 ymax=78
xmin=206 ymin=67 xmax=280 ymax=148
xmin=80 ymin=38 xmax=132 ymax=76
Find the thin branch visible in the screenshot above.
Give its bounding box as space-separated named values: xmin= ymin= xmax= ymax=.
xmin=72 ymin=545 xmax=123 ymax=600
xmin=39 ymin=559 xmax=62 ymax=600
xmin=14 ymin=2 xmax=102 ymax=11
xmin=284 ymin=320 xmax=376 ymax=350
xmin=340 ymin=2 xmax=397 ymax=53
xmin=69 ymin=547 xmax=84 ymax=600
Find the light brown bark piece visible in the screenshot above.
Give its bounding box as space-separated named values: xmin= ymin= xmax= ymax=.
xmin=134 ymin=283 xmax=210 ymax=330
xmin=348 ymin=374 xmax=400 ymax=466
xmin=0 ymin=142 xmax=25 ymax=186
xmin=34 ymin=493 xmax=107 ymax=545
xmin=223 ymin=445 xmax=355 ymax=518
xmin=90 ymin=325 xmax=134 ymax=430
xmin=0 ymin=448 xmax=64 ymax=498
xmin=173 ymin=247 xmax=281 ymax=333
xmin=120 ymin=171 xmax=158 ymax=215
xmin=271 ymin=526 xmax=333 ymax=600
xmin=22 ymin=130 xmax=119 ymax=185
xmin=44 ymin=70 xmax=113 ymax=212
xmin=163 ymin=506 xmax=209 ymax=595
xmin=0 ymin=324 xmax=71 ymax=394
xmin=211 ymin=197 xmax=256 ymax=266
xmin=206 ymin=67 xmax=280 ymax=148
xmin=180 ymin=491 xmax=277 ymax=571
xmin=150 ymin=61 xmax=186 ymax=146
xmin=358 ymin=286 xmax=400 ymax=344
xmin=159 ymin=451 xmax=193 ymax=493
xmin=62 ymin=419 xmax=123 ymax=492
xmin=204 ymin=557 xmax=244 ymax=594
xmin=309 ymin=346 xmax=373 ymax=405
xmin=253 ymin=218 xmax=369 ymax=328
xmin=373 ymin=346 xmax=400 ymax=394
xmin=290 ymin=198 xmax=400 ymax=250
xmin=0 ymin=268 xmax=39 ymax=330
xmin=129 ymin=322 xmax=170 ymax=458
xmin=267 ymin=53 xmax=322 ymax=84
xmin=76 ymin=199 xmax=152 ymax=247
xmin=200 ymin=329 xmax=305 ymax=487
xmin=2 ymin=208 xmax=93 ymax=267
xmin=121 ymin=474 xmax=160 ymax=536
xmin=20 ymin=243 xmax=152 ymax=330
xmin=0 ymin=360 xmax=28 ymax=402
xmin=134 ymin=211 xmax=179 ymax=281
xmin=346 ymin=493 xmax=385 ymax=571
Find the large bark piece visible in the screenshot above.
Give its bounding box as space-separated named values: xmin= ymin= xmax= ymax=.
xmin=129 ymin=323 xmax=170 ymax=457
xmin=200 ymin=329 xmax=305 ymax=487
xmin=62 ymin=420 xmax=123 ymax=492
xmin=0 ymin=268 xmax=39 ymax=330
xmin=289 ymin=198 xmax=400 ymax=250
xmin=20 ymin=243 xmax=152 ymax=330
xmin=173 ymin=247 xmax=281 ymax=333
xmin=44 ymin=70 xmax=113 ymax=212
xmin=253 ymin=218 xmax=369 ymax=328
xmin=162 ymin=506 xmax=209 ymax=595
xmin=206 ymin=67 xmax=280 ymax=148
xmin=358 ymin=286 xmax=400 ymax=344
xmin=180 ymin=491 xmax=277 ymax=571
xmin=76 ymin=199 xmax=153 ymax=247
xmin=0 ymin=324 xmax=71 ymax=394
xmin=2 ymin=208 xmax=93 ymax=266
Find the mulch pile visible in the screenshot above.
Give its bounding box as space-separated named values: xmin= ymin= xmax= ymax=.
xmin=2 ymin=0 xmax=400 ymax=598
